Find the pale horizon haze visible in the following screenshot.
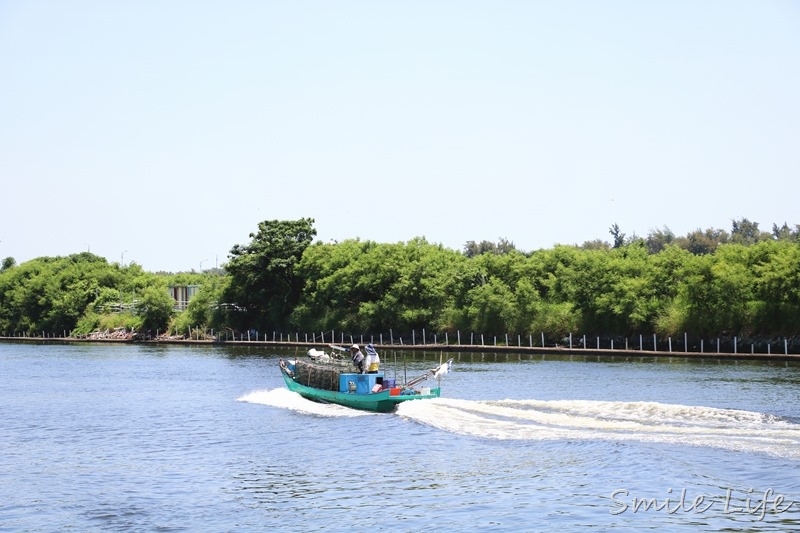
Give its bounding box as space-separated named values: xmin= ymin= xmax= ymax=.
xmin=1 ymin=1 xmax=798 ymax=272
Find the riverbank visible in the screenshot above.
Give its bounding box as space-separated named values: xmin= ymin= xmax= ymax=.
xmin=2 ymin=336 xmax=799 ymax=362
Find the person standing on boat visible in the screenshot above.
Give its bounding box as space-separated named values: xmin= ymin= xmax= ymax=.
xmin=350 ymin=344 xmax=365 ymax=373
xmin=364 ymin=344 xmax=380 ymax=374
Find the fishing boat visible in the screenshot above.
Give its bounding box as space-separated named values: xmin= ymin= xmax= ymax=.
xmin=278 ymin=348 xmax=453 ymax=413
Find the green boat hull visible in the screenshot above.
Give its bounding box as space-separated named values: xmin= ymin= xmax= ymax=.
xmin=280 ymin=367 xmax=440 ymax=413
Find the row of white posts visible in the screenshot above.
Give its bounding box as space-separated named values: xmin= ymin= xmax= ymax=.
xmin=173 ymin=327 xmax=792 ymax=355
xmin=6 ymin=328 xmax=793 ymax=355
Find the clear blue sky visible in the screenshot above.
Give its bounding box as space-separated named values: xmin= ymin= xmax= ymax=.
xmin=1 ymin=1 xmax=798 ymax=272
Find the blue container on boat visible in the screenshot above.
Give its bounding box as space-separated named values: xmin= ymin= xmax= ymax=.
xmin=339 ymin=373 xmax=384 ymax=394
xmin=383 ymin=378 xmax=396 ymax=389
xmin=340 ymin=373 xmax=360 ymax=393
xmin=355 ymin=375 xmax=371 ymax=394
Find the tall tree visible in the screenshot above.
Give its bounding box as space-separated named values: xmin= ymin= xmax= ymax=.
xmin=223 ymin=218 xmax=316 ymax=330
xmin=463 ymin=238 xmax=516 ymax=258
xmin=645 ymin=226 xmax=675 ymax=254
xmin=730 ymin=217 xmax=766 ymax=245
xmin=609 ymin=223 xmax=626 ymax=248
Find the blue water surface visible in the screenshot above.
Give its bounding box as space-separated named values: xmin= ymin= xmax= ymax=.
xmin=1 ymin=342 xmax=798 ymax=532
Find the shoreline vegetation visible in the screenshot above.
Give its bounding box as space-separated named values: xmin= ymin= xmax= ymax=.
xmin=3 ymin=218 xmax=800 ymax=357
xmin=2 ymin=334 xmax=799 ymax=362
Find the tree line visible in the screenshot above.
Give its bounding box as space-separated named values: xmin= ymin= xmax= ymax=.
xmin=1 ymin=217 xmax=799 ymax=342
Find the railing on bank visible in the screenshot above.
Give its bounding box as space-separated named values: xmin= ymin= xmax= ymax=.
xmin=2 ymin=327 xmax=797 ymax=357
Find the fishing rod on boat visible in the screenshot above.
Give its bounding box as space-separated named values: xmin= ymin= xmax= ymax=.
xmin=404 ymin=358 xmax=453 ymax=389
xmin=321 ymin=344 xmax=351 ymax=360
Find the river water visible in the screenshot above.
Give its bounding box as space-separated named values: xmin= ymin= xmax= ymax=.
xmin=1 ymin=342 xmax=799 ymax=532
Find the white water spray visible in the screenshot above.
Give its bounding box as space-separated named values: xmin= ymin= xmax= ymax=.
xmin=237 ymin=389 xmax=375 ymax=418
xmin=396 ymin=398 xmax=800 ymax=459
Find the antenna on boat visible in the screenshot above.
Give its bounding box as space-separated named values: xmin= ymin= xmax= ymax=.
xmin=438 ymin=352 xmax=443 ymax=389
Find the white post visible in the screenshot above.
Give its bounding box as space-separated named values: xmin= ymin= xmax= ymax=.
xmin=569 ymin=333 xmax=573 ymax=349
xmin=541 ymin=332 xmax=545 ymax=347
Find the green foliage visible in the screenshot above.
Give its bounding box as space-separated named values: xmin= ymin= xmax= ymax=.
xmin=171 ymin=275 xmax=230 ymax=335
xmin=463 ymin=237 xmax=516 ymax=258
xmin=644 ymin=226 xmax=675 ymax=254
xmin=674 ymin=228 xmax=729 ymax=255
xmin=73 ymin=311 xmax=141 ymax=336
xmin=609 ymin=223 xmax=625 ymax=249
xmin=223 ymin=218 xmax=316 ymax=330
xmin=530 ymin=301 xmax=580 ymax=338
xmin=730 ymin=217 xmax=768 ymax=245
xmin=137 ymin=284 xmax=174 ymax=333
xmin=771 ymin=222 xmax=800 ymax=242
xmin=293 ymin=237 xmax=465 ymax=333
xmin=3 ymin=217 xmax=800 ymax=342
xmin=0 ymin=252 xmax=164 ymax=336
xmin=97 ymin=312 xmax=142 ymax=332
xmin=463 ymin=276 xmax=517 ymax=334
xmin=0 ymin=253 xmax=111 ymax=334
xmin=72 ymin=311 xmax=101 ymax=336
